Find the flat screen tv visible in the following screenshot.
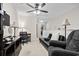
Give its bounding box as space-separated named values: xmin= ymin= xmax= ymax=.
xmin=3 ymin=11 xmax=10 ymax=26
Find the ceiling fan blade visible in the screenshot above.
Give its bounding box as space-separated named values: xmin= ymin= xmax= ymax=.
xmin=41 ymin=3 xmax=46 ymax=8
xmin=40 ymin=10 xmax=48 ymax=13
xmin=26 ymin=3 xmax=35 ymax=9
xmin=35 ymin=3 xmax=39 ymax=8
xmin=27 ymin=10 xmax=35 ymax=13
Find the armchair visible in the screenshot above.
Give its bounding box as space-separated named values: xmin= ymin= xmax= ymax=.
xmin=48 ymin=30 xmax=79 ymax=56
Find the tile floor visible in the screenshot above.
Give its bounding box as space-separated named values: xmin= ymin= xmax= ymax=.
xmin=19 ymin=39 xmax=48 ymax=56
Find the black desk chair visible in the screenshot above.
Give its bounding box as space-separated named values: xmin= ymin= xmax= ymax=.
xmin=20 ymin=32 xmax=31 ymax=44
xmin=20 ymin=32 xmax=28 ymax=43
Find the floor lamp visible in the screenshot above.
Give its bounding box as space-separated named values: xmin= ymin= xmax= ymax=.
xmin=62 ymin=18 xmax=70 ymax=39
xmin=11 ymin=22 xmax=19 ymax=55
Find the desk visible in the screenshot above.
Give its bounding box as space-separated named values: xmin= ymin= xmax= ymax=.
xmin=3 ymin=37 xmax=22 ymax=56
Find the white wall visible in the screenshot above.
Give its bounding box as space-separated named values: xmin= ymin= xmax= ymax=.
xmin=4 ymin=3 xmax=79 ymax=40
xmin=44 ymin=6 xmax=79 ymax=40
xmin=48 ymin=6 xmax=79 ymax=31
xmin=3 ymin=3 xmax=19 ymax=37
xmin=18 ymin=12 xmax=37 ymax=40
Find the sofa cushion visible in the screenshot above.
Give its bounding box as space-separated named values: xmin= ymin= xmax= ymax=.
xmin=58 ymin=35 xmax=66 ymax=41
xmin=66 ymin=30 xmax=79 ymax=52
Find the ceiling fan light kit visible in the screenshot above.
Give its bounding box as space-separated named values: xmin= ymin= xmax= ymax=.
xmin=33 ymin=10 xmax=40 ymax=14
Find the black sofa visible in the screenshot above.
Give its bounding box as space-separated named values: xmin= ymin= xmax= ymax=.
xmin=48 ymin=30 xmax=79 ymax=56
xmin=39 ymin=34 xmax=66 ymax=50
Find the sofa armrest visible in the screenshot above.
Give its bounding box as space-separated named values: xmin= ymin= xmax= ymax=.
xmin=44 ymin=38 xmax=50 ymax=41
xmin=49 ymin=40 xmax=66 ymax=49
xmin=48 ymin=46 xmax=79 ymax=56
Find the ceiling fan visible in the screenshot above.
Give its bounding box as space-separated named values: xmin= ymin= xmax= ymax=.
xmin=26 ymin=3 xmax=48 ymax=14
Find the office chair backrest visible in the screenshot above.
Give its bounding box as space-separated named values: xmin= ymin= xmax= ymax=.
xmin=20 ymin=32 xmax=27 ymax=36
xmin=66 ymin=30 xmax=79 ymax=52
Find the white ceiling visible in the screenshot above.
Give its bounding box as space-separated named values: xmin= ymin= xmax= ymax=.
xmin=12 ymin=3 xmax=79 ymax=18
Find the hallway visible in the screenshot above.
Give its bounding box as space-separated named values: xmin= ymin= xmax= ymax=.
xmin=19 ymin=39 xmax=48 ymax=56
